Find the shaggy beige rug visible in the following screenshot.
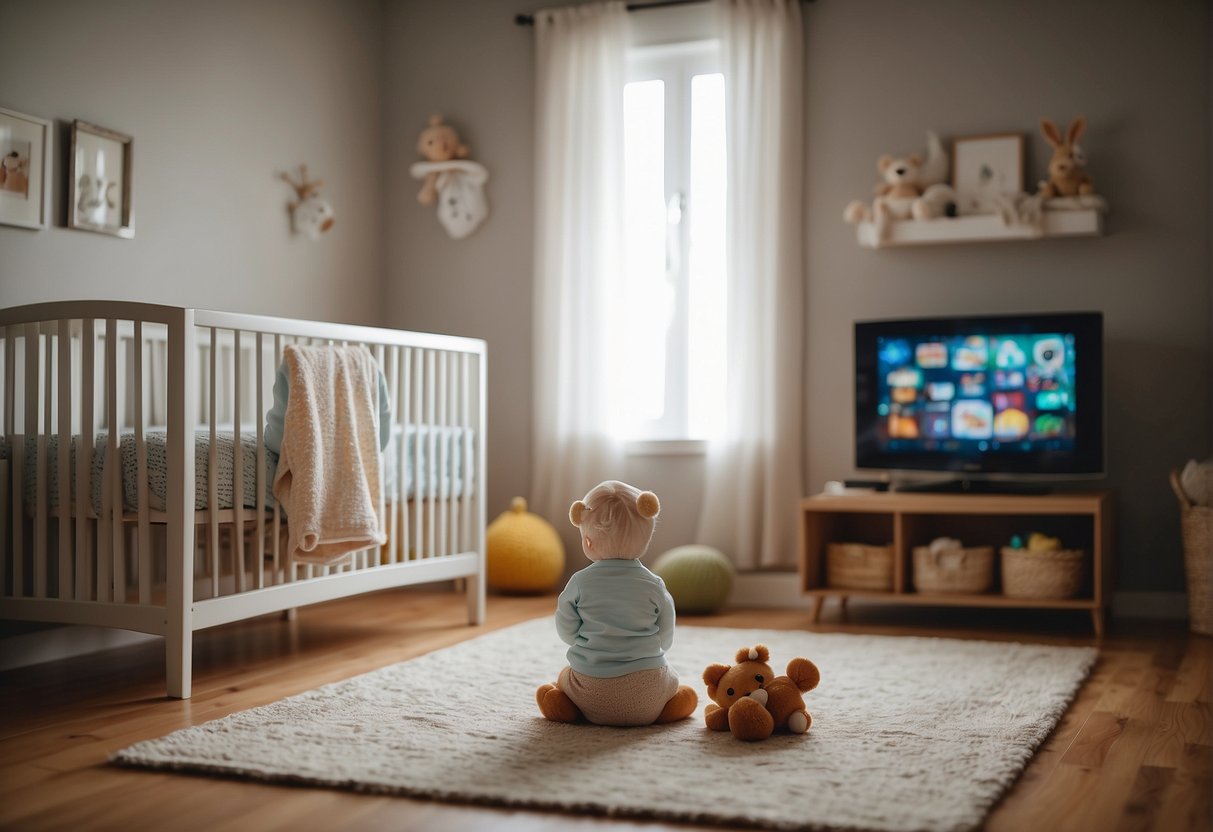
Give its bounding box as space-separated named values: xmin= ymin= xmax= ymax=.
xmin=113 ymin=618 xmax=1095 ymax=831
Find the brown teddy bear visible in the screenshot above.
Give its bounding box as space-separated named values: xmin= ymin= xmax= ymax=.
xmin=702 ymin=645 xmax=820 ymax=741
xmin=415 ymin=114 xmax=469 ymax=205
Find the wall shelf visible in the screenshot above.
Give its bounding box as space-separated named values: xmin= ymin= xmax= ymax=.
xmin=798 ymin=490 xmax=1114 ymax=634
xmin=856 ymin=208 xmax=1103 ymax=248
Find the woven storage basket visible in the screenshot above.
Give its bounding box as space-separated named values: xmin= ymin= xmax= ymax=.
xmin=1172 ymin=470 xmax=1212 ymax=636
xmin=827 ymin=542 xmax=894 ymax=591
xmin=912 ymin=545 xmax=994 ymax=594
xmin=1000 ymin=547 xmax=1085 ymax=599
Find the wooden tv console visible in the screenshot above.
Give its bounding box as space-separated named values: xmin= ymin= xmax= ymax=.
xmin=799 ymin=490 xmax=1113 ymax=635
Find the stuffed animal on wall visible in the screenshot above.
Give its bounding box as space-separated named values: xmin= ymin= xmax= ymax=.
xmin=844 ymin=131 xmax=957 ymax=240
xmin=411 ymin=114 xmax=490 ymax=239
xmin=280 ymin=165 xmax=335 ymax=240
xmin=414 ymin=114 xmax=470 ymax=205
xmin=1038 ymin=116 xmax=1094 ymax=199
xmin=703 ymin=645 xmax=820 ymax=741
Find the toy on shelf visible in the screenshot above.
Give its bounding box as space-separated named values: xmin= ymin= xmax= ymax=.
xmin=703 ymin=645 xmax=821 ymax=742
xmin=1002 ymin=531 xmax=1085 ymax=600
xmin=844 ymin=131 xmax=957 ymax=242
xmin=280 ymin=165 xmax=334 ymax=240
xmin=1036 ymin=116 xmax=1108 ymax=214
xmin=410 ymin=114 xmax=489 ymax=239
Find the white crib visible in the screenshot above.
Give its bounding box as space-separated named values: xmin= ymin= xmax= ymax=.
xmin=0 ymin=301 xmax=486 ymax=698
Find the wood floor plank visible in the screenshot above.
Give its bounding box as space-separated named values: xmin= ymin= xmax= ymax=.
xmin=3 ymin=590 xmax=1211 ymax=832
xmin=1152 ymin=743 xmax=1213 ymax=832
xmin=1115 ymin=765 xmax=1176 ymax=832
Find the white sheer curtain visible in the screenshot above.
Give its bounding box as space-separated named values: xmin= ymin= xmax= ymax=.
xmin=696 ymin=0 xmax=805 ymax=569
xmin=530 ymin=2 xmax=629 ymax=529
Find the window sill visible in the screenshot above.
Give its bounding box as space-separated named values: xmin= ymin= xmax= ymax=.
xmin=624 ymin=439 xmax=707 ymax=457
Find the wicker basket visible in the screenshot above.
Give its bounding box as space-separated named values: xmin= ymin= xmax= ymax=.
xmin=1172 ymin=470 xmax=1212 ymax=636
xmin=827 ymin=542 xmax=894 ymax=591
xmin=912 ymin=545 xmax=994 ymax=594
xmin=1000 ymin=547 xmax=1085 ymax=599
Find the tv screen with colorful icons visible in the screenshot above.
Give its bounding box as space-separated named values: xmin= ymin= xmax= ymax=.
xmin=855 ymin=312 xmax=1103 ymax=476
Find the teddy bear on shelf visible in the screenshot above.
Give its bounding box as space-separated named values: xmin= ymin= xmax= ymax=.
xmin=410 ymin=114 xmax=490 ymax=239
xmin=703 ymin=644 xmax=820 ymax=741
xmin=844 ymin=131 xmax=957 ymax=241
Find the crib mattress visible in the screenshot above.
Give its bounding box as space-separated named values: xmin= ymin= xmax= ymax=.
xmin=1 ymin=425 xmax=472 ymax=515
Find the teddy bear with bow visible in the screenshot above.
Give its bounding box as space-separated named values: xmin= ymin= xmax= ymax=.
xmin=703 ymin=644 xmax=820 ymax=741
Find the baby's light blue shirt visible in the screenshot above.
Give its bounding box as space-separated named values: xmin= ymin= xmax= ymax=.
xmin=555 ymin=559 xmax=676 ymax=678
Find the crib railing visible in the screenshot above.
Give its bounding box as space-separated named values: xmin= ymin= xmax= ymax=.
xmin=0 ymin=301 xmax=487 ymax=698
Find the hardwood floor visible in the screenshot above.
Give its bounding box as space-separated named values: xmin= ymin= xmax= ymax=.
xmin=2 ymin=589 xmax=1210 ymax=831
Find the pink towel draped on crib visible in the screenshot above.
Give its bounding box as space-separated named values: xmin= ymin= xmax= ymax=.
xmin=273 ymin=344 xmax=386 ymax=566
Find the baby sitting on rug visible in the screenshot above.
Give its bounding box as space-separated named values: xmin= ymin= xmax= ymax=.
xmin=536 ymin=480 xmax=698 ymax=726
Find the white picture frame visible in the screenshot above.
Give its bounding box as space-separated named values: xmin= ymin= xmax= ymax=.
xmin=951 ymin=133 xmax=1024 ymax=216
xmin=68 ymin=119 xmax=134 ymax=238
xmin=0 ymin=107 xmax=52 ymax=230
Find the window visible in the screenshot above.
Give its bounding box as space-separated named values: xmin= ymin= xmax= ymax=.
xmin=620 ymin=42 xmax=726 ymax=442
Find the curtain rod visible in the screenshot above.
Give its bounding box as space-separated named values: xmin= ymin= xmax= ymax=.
xmin=515 ymin=0 xmax=812 ymax=27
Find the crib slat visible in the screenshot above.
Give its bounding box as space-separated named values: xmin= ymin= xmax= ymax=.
xmin=255 ymin=332 xmax=265 ymax=589
xmin=57 ymin=320 xmax=72 ymax=599
xmin=438 ymin=351 xmax=449 ymax=558
xmin=426 ymin=350 xmax=436 ymax=560
xmin=29 ymin=325 xmax=47 ymax=598
xmin=385 ymin=346 xmax=400 ymax=565
xmin=461 ymin=352 xmax=472 ymax=553
xmin=76 ymin=319 xmax=95 ymax=601
xmin=413 ymin=349 xmax=424 ymax=561
xmin=405 ymin=342 xmax=414 ymax=562
xmin=233 ymin=329 xmax=245 ymax=594
xmin=134 ymin=321 xmax=151 ymax=605
xmin=208 ymin=329 xmax=219 ymax=598
xmin=9 ymin=326 xmax=25 ymax=597
xmin=373 ymin=343 xmax=385 ymax=569
xmin=273 ymin=334 xmax=285 ymax=584
xmin=108 ymin=320 xmax=125 ymax=602
xmin=97 ymin=320 xmax=115 ymax=602
xmin=3 ymin=325 xmax=15 ymax=597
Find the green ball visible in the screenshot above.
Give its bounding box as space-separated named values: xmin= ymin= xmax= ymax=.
xmin=652 ymin=545 xmax=735 ymax=614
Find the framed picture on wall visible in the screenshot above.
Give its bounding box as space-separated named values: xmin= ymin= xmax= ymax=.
xmin=68 ymin=120 xmax=134 ymax=238
xmin=951 ymin=133 xmax=1024 ymax=216
xmin=0 ymin=107 xmax=52 ymax=230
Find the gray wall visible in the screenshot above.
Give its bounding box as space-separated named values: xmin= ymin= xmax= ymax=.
xmin=0 ymin=0 xmax=384 ymax=325
xmin=384 ymin=0 xmax=1211 ymax=592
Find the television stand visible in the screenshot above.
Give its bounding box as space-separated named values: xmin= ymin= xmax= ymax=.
xmin=895 ymin=479 xmax=1052 ymax=496
xmin=799 ymin=490 xmax=1113 ymax=634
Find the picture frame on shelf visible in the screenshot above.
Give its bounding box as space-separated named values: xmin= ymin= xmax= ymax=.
xmin=951 ymin=133 xmax=1024 ymax=216
xmin=0 ymin=107 xmax=53 ymax=230
xmin=68 ymin=119 xmax=134 ymax=238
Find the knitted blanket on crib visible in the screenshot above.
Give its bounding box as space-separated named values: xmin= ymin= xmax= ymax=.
xmin=272 ymin=345 xmax=386 ymax=566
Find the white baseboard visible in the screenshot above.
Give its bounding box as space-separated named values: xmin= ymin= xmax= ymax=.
xmin=0 ymin=625 xmax=159 ymax=672
xmin=726 ymin=573 xmax=1190 ymax=621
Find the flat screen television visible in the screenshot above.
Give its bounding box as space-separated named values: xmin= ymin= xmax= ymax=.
xmin=855 ymin=311 xmax=1103 ymax=484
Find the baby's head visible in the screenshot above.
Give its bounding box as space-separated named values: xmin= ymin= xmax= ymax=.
xmin=569 ymin=480 xmax=660 ymax=562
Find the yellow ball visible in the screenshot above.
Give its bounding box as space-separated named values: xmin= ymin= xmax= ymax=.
xmin=486 ymin=497 xmax=565 ymax=593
